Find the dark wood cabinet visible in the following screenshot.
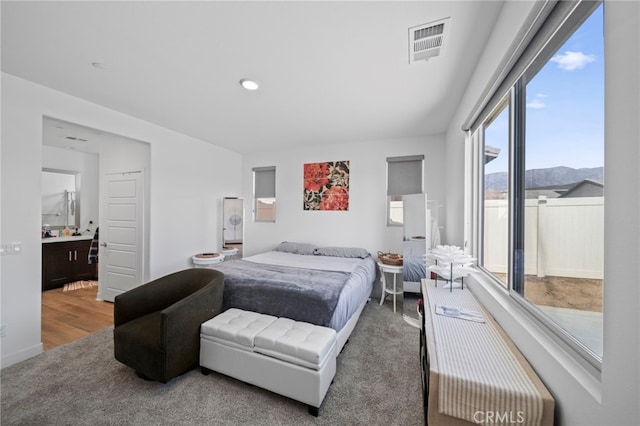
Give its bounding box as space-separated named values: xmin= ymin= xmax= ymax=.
xmin=42 ymin=239 xmax=97 ymax=291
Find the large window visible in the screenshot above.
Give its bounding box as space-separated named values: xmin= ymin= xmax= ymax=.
xmin=520 ymin=6 xmax=604 ymax=358
xmin=470 ymin=2 xmax=604 ymax=362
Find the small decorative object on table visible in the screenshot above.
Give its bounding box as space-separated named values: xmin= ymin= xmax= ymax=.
xmin=377 ymin=251 xmax=403 ymax=266
xmin=426 ymin=245 xmax=476 ymax=292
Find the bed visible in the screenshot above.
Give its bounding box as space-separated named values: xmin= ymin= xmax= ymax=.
xmin=209 ymin=242 xmax=377 ymax=352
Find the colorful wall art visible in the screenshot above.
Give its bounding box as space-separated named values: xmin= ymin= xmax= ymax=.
xmin=303 ymin=161 xmax=350 ymax=211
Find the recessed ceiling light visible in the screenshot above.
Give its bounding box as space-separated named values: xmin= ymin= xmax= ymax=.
xmin=240 ymin=79 xmax=259 ymax=91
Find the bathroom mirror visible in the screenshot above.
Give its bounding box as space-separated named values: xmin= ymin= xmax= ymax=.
xmin=223 ymin=197 xmax=243 ymax=258
xmin=42 ymin=168 xmax=80 ymax=231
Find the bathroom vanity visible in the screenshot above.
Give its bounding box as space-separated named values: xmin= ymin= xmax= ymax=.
xmin=42 ymin=236 xmax=96 ymax=291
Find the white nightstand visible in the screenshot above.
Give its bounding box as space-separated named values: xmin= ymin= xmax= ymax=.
xmin=377 ymin=262 xmax=403 ymax=313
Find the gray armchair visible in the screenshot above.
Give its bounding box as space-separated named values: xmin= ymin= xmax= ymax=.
xmin=113 ymin=268 xmax=225 ymax=383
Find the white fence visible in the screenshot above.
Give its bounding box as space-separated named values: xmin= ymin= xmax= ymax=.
xmin=484 ymin=197 xmax=604 ymax=279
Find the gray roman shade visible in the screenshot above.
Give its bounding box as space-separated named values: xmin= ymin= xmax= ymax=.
xmin=253 ymin=166 xmax=276 ymax=198
xmin=387 ymin=155 xmax=424 ymax=196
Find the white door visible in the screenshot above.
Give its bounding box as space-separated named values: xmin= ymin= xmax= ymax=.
xmin=97 ymin=171 xmax=144 ymax=302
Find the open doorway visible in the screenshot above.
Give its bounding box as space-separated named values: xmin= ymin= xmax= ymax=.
xmin=41 ymin=117 xmax=150 ymax=349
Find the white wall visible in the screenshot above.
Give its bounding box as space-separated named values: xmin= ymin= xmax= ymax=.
xmin=598 ymin=2 xmax=640 ymax=424
xmin=242 ymin=136 xmax=446 ymax=258
xmin=444 ymin=0 xmax=537 ymax=247
xmin=444 ymin=2 xmax=640 ymax=425
xmin=1 ymin=73 xmax=242 ymax=367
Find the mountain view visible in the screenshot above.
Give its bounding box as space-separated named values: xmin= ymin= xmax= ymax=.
xmin=485 ymin=166 xmax=604 ymax=192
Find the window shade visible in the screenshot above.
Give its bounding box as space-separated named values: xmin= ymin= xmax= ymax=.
xmin=462 ymin=0 xmax=597 ymax=133
xmin=387 ymin=155 xmax=424 ymax=195
xmin=253 ymin=166 xmax=276 ymax=198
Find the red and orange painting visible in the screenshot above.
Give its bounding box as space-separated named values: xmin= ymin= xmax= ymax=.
xmin=303 ymin=161 xmax=350 ymax=211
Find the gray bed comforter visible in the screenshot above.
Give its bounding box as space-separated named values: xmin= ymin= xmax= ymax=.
xmin=212 ymin=259 xmax=350 ymax=327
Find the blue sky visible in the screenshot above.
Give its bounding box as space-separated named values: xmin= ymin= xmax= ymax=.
xmin=485 ymin=4 xmax=604 ymax=174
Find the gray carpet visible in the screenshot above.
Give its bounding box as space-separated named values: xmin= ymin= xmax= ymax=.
xmin=1 ymin=300 xmax=423 ymax=425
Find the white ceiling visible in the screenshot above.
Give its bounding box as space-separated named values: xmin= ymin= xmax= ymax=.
xmin=2 ymin=1 xmax=503 ymax=154
xmin=42 ymin=116 xmax=107 ymax=155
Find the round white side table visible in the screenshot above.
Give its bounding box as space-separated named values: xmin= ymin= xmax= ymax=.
xmin=192 ymin=253 xmax=225 ymax=268
xmin=377 ymin=262 xmax=403 ymax=313
xmin=222 ymin=247 xmax=239 ymax=260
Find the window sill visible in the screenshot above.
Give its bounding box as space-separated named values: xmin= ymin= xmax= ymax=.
xmin=466 ymin=270 xmax=603 ymax=404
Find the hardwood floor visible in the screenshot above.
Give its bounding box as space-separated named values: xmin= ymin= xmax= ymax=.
xmin=41 ymin=285 xmax=114 ymax=351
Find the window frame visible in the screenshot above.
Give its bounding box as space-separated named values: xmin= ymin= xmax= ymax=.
xmin=479 ymin=94 xmax=512 ymax=287
xmin=466 ymin=0 xmax=604 ymax=369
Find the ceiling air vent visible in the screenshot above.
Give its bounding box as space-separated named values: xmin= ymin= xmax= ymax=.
xmin=409 ymin=17 xmax=450 ymax=63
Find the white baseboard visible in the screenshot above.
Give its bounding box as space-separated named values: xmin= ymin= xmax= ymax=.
xmin=1 ymin=342 xmax=43 ymax=369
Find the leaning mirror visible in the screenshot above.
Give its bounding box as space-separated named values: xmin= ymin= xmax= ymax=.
xmin=222 ymin=197 xmax=243 ymax=259
xmin=402 ymin=193 xmax=428 ymax=328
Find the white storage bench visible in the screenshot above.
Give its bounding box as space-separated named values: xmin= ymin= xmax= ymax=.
xmin=199 ymin=308 xmax=338 ymax=416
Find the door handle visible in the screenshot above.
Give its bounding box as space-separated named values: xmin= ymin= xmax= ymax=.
xmin=74 ymin=250 xmax=78 ymax=261
xmin=100 ymin=243 xmax=108 ymax=247
xmin=69 ymin=251 xmax=72 ymax=261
